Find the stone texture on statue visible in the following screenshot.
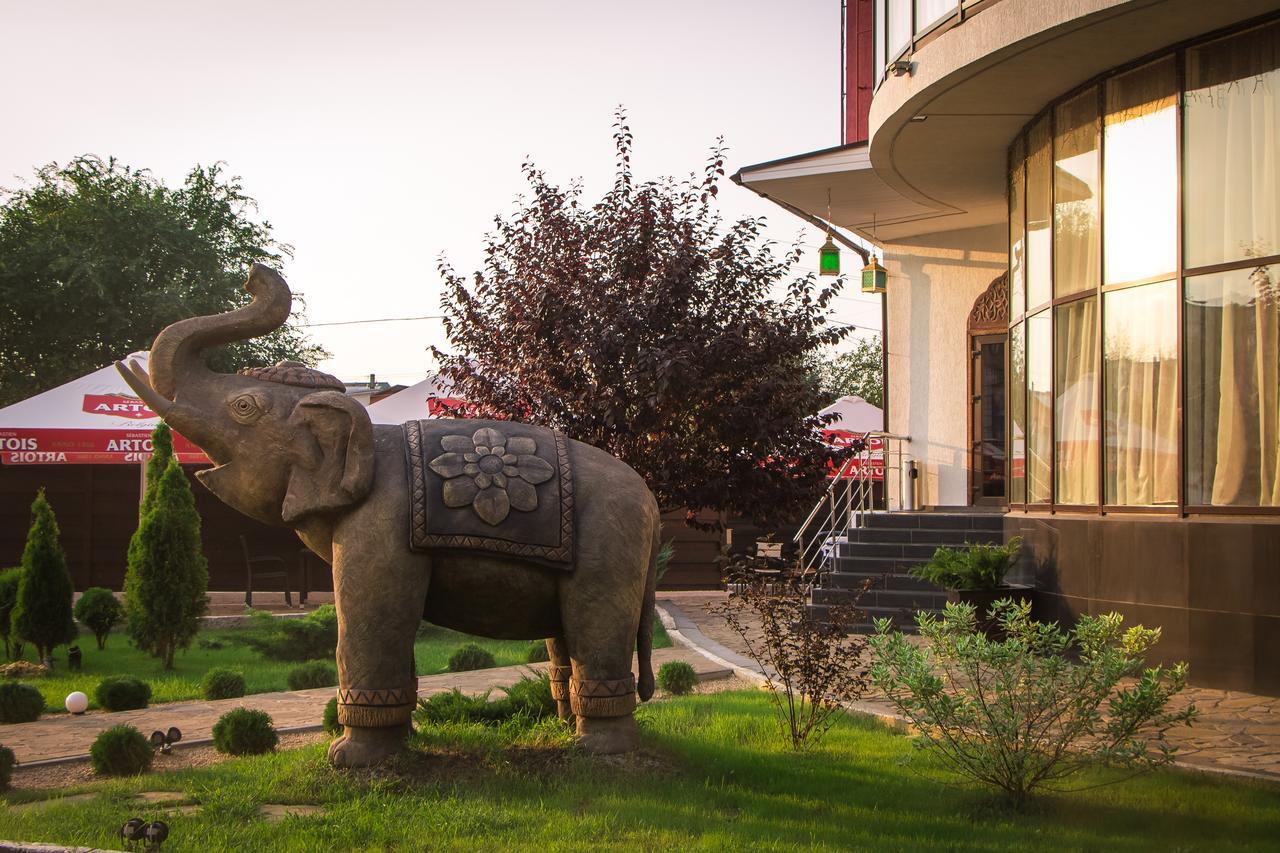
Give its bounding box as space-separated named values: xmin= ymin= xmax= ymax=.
xmin=116 ymin=264 xmax=662 ymax=766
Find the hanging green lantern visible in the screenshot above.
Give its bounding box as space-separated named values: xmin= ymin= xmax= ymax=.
xmin=861 ymin=255 xmax=887 ymax=294
xmin=818 ymin=233 xmax=840 ymax=276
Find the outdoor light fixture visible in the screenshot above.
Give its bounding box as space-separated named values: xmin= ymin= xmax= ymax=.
xmin=120 ymin=817 xmax=169 ymax=850
xmin=67 ymin=645 xmax=82 ymax=671
xmin=818 ymin=233 xmax=840 ymax=276
xmin=120 ymin=818 xmax=146 ymax=844
xmin=149 ymin=727 xmax=182 ymax=754
xmin=861 ymin=255 xmax=887 ymax=294
xmin=65 ymin=691 xmax=88 ymax=715
xmin=144 ymin=820 xmax=170 ymax=846
xmin=889 ymin=59 xmax=913 ymax=77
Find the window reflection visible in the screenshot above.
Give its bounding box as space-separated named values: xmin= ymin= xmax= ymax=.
xmin=1026 ymin=118 xmax=1052 ymax=310
xmin=1010 ymin=321 xmax=1026 ymax=504
xmin=1027 ymin=311 xmax=1052 ymax=503
xmin=1054 ymin=89 xmax=1100 ymax=298
xmin=1056 ymin=298 xmax=1099 ymax=504
xmin=1009 ymin=137 xmax=1026 ymax=319
xmin=888 ymin=0 xmax=912 ymax=58
xmin=914 ymin=0 xmax=955 ymax=34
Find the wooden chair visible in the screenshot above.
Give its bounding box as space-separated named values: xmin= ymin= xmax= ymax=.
xmin=240 ymin=535 xmax=291 ymax=608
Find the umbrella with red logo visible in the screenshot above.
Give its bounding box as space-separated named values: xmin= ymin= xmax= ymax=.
xmin=0 ymin=352 xmax=208 ymax=465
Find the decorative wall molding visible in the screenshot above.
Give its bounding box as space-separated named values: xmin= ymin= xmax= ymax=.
xmin=968 ymin=272 xmax=1009 ymax=333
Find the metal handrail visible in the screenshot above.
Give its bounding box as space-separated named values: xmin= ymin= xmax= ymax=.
xmin=793 ymin=432 xmax=911 ymax=583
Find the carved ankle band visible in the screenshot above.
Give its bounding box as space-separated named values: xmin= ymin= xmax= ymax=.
xmin=569 ymin=675 xmax=636 ymax=718
xmin=336 ymin=683 xmax=418 ymax=727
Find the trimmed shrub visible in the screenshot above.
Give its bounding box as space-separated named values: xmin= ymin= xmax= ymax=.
xmin=448 ymin=643 xmax=496 ymax=672
xmin=0 ymin=568 xmax=25 ymax=661
xmin=525 ymin=640 xmax=550 ymax=663
xmin=323 ymin=696 xmax=341 ymax=735
xmin=501 ymin=672 xmax=556 ymax=719
xmin=212 ymin=708 xmax=278 ymax=756
xmin=74 ymin=587 xmax=124 ymax=650
xmin=246 ymin=605 xmax=338 ymax=662
xmin=0 ymin=745 xmax=14 ymax=792
xmin=287 ymin=660 xmax=337 ymax=690
xmin=0 ymin=660 xmax=48 ymax=679
xmin=12 ymin=490 xmax=77 ymax=662
xmin=201 ymin=667 xmax=246 ymax=700
xmin=90 ymin=725 xmax=153 ymax=776
xmin=414 ymin=674 xmax=556 ymax=729
xmin=0 ymin=681 xmax=45 ymax=723
xmin=657 ymin=661 xmax=699 ymax=695
xmin=95 ymin=675 xmax=151 ymax=711
xmin=125 ymin=451 xmax=209 ymax=669
xmin=911 ymin=537 xmax=1023 ymax=591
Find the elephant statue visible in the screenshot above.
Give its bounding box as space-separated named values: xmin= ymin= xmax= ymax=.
xmin=117 ymin=264 xmax=662 ymax=767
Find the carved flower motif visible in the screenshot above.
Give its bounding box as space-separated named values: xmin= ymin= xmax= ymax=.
xmin=427 ymin=427 xmax=554 ymax=525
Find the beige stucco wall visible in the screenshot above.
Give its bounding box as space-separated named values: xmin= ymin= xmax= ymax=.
xmin=886 ymin=224 xmax=1006 ymax=508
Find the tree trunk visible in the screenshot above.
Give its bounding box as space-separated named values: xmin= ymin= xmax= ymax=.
xmin=164 ymin=640 xmax=175 ymax=670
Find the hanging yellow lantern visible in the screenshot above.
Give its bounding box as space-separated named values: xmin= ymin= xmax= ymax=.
xmin=818 ymin=233 xmax=840 ymax=276
xmin=861 ymin=255 xmax=887 ymax=294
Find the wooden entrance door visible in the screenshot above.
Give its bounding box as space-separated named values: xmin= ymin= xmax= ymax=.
xmin=968 ymin=274 xmax=1009 ymax=507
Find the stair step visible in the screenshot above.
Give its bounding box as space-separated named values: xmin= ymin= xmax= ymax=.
xmin=834 ymin=554 xmax=931 ymax=573
xmin=836 ymin=541 xmax=943 ymax=559
xmin=825 ymin=569 xmax=940 ymax=592
xmin=811 ymin=586 xmax=948 ymax=610
xmin=861 ymin=512 xmax=1005 ymax=531
xmin=846 ymin=527 xmax=1003 ymax=545
xmin=806 ymin=604 xmax=923 ymax=634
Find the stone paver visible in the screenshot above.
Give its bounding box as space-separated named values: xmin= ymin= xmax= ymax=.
xmin=660 ymin=590 xmax=1280 ymax=782
xmin=1 ymin=646 xmax=728 ymax=766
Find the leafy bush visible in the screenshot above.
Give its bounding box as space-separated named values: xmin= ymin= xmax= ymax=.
xmin=448 ymin=643 xmax=496 ymax=672
xmin=0 ymin=568 xmax=25 ymax=661
xmin=0 ymin=681 xmax=45 ymax=723
xmin=89 ymin=725 xmax=153 ymax=776
xmin=246 ymin=605 xmax=338 ymax=662
xmin=125 ymin=450 xmax=209 ymax=669
xmin=415 ymin=673 xmax=556 ymax=729
xmin=911 ymin=537 xmax=1022 ymax=591
xmin=74 ymin=587 xmax=124 ymax=650
xmin=95 ymin=675 xmax=151 ymax=711
xmin=287 ymin=660 xmax=337 ymax=690
xmin=655 ymin=540 xmax=675 ymax=583
xmin=212 ymin=708 xmax=278 ymax=756
xmin=0 ymin=745 xmax=14 ymax=791
xmin=869 ymin=598 xmax=1198 ymax=809
xmin=525 ymin=641 xmax=550 ymax=663
xmin=657 ymin=661 xmax=699 ymax=695
xmin=323 ymin=697 xmax=341 ymax=735
xmin=12 ymin=490 xmax=77 ymax=662
xmin=709 ymin=575 xmax=870 ymax=751
xmin=0 ymin=660 xmax=48 ymax=679
xmin=201 ymin=667 xmax=246 ymax=700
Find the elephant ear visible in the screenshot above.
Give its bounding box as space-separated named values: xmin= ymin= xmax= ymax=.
xmin=282 ymin=391 xmax=374 ymax=524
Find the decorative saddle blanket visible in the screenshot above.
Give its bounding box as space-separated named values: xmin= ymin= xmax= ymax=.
xmin=403 ymin=419 xmax=574 ymax=569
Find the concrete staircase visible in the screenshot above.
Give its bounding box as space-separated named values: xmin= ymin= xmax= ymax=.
xmin=807 ymin=511 xmax=1004 ymax=632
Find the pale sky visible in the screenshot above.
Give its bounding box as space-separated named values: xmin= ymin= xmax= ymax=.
xmin=2 ymin=0 xmax=882 ymax=385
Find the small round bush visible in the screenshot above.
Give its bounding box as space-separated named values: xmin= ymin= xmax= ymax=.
xmin=212 ymin=708 xmax=278 ymax=756
xmin=323 ymin=696 xmax=341 ymax=736
xmin=201 ymin=667 xmax=246 ymax=700
xmin=73 ymin=587 xmax=124 ymax=650
xmin=0 ymin=681 xmax=45 ymax=723
xmin=525 ymin=640 xmax=550 ymax=663
xmin=0 ymin=745 xmax=13 ymax=791
xmin=657 ymin=661 xmax=699 ymax=695
xmin=287 ymin=660 xmax=337 ymax=690
xmin=448 ymin=643 xmax=497 ymax=672
xmin=89 ymin=725 xmax=153 ymax=776
xmin=95 ymin=675 xmax=151 ymax=711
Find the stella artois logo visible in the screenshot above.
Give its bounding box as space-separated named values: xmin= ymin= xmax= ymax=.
xmin=82 ymin=394 xmax=155 ymax=420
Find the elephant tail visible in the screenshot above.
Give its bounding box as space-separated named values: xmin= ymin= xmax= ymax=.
xmin=636 ymin=520 xmax=660 ymax=702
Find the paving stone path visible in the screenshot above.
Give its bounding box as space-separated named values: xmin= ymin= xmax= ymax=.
xmin=1 ymin=646 xmax=728 ymax=766
xmin=660 ymin=591 xmax=1280 ymax=782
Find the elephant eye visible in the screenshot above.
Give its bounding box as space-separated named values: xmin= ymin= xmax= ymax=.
xmin=229 ymin=394 xmax=264 ymax=423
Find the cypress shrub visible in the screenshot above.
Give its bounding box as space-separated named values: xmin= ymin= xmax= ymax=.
xmin=447 ymin=643 xmax=496 ymax=672
xmin=73 ymin=587 xmax=124 ymax=650
xmin=0 ymin=568 xmax=24 ymax=661
xmin=0 ymin=681 xmax=45 ymax=723
xmin=657 ymin=661 xmax=699 ymax=695
xmin=89 ymin=725 xmax=153 ymax=776
xmin=140 ymin=422 xmax=174 ymax=515
xmin=124 ymin=456 xmax=209 ymax=669
xmin=212 ymin=708 xmax=278 ymax=755
xmin=12 ymin=490 xmax=77 ymax=663
xmin=95 ymin=675 xmax=151 ymax=711
xmin=0 ymin=745 xmax=14 ymax=792
xmin=323 ymin=696 xmax=341 ymax=735
xmin=201 ymin=667 xmax=246 ymax=700
xmin=286 ymin=660 xmax=337 ymax=690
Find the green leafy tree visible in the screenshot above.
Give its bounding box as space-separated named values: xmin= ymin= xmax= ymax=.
xmin=73 ymin=587 xmax=124 ymax=650
xmin=0 ymin=155 xmax=327 ymax=406
xmin=0 ymin=568 xmax=24 ymax=660
xmin=809 ymin=335 xmax=883 ymax=409
xmin=140 ymin=422 xmax=174 ymax=515
xmin=11 ymin=490 xmax=77 ymax=663
xmin=124 ymin=460 xmax=209 ymax=669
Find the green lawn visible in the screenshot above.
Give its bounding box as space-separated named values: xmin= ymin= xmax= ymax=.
xmin=1 ymin=691 xmax=1277 ymax=851
xmin=13 ymin=619 xmax=670 ymax=713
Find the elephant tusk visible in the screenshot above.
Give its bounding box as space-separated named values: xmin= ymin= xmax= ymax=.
xmin=116 ymin=360 xmax=173 ymax=417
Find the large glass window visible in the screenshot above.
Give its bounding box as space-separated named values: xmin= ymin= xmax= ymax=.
xmin=1104 ymin=282 xmax=1179 ymax=506
xmin=1026 ymin=117 xmax=1053 ymax=310
xmin=1010 ymin=321 xmax=1026 ymax=504
xmin=1027 ymin=311 xmax=1052 ymax=503
xmin=1053 ymin=89 xmax=1100 ymax=298
xmin=915 ymin=0 xmax=955 ymax=34
xmin=1184 ymin=21 xmax=1280 ymax=269
xmin=875 ymin=0 xmax=886 ymax=85
xmin=1009 ymin=138 xmax=1026 ymax=319
xmin=1055 ymin=298 xmax=1099 ymax=504
xmin=1104 ymin=58 xmax=1177 ymax=285
xmin=888 ymin=0 xmax=912 ymax=60
xmin=1185 ymin=265 xmax=1280 ymax=506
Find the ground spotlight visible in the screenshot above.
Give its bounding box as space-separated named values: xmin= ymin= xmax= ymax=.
xmin=149 ymin=727 xmax=182 ymax=754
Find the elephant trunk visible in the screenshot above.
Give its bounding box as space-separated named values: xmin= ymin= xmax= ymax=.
xmin=148 ymin=263 xmax=293 ymax=400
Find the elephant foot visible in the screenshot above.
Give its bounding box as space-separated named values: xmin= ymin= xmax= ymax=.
xmin=327 ymin=724 xmax=408 ymax=768
xmin=575 ymin=714 xmax=640 ymax=754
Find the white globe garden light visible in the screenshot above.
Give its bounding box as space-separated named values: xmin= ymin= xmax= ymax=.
xmin=65 ymin=691 xmax=89 ymax=715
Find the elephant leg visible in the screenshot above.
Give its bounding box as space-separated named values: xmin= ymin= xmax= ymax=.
xmin=328 ymin=548 xmax=428 ymax=769
xmin=547 ymin=637 xmax=574 ymax=723
xmin=562 ymin=602 xmax=642 ymax=755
